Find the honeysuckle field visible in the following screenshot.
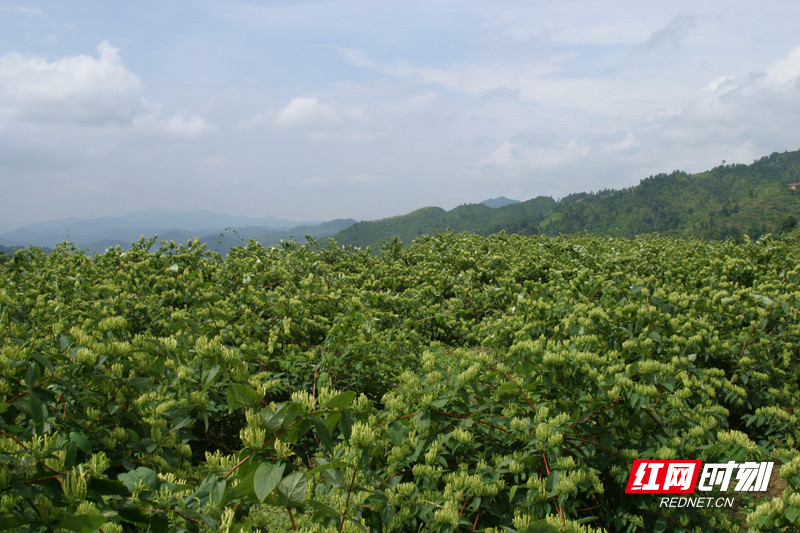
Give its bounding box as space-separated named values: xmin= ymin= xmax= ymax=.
xmin=1 ymin=233 xmax=799 ymax=532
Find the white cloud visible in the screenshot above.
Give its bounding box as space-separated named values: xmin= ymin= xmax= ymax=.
xmin=299 ymin=176 xmax=330 ymax=188
xmin=0 ymin=42 xmax=214 ymax=139
xmin=605 ymin=133 xmax=639 ymax=153
xmin=672 ymin=46 xmax=800 ymax=133
xmin=0 ymin=41 xmax=145 ymax=125
xmin=333 ymin=46 xmax=373 ymax=69
xmin=765 ymin=45 xmax=800 ymax=85
xmin=274 ymin=97 xmax=337 ymax=127
xmin=4 ymin=2 xmax=800 ymax=228
xmin=237 ymin=112 xmax=268 ymax=130
xmin=335 ymin=46 xmax=556 ymax=100
xmin=272 ymin=96 xmax=370 ymax=144
xmin=162 ymin=113 xmax=215 ymax=138
xmin=479 ymin=141 xmax=519 ymax=167
xmin=634 ymin=14 xmax=696 ymax=53
xmin=700 ymin=76 xmax=736 ymax=94
xmin=0 ymin=5 xmax=44 ymax=17
xmin=479 ymin=138 xmax=590 ymax=171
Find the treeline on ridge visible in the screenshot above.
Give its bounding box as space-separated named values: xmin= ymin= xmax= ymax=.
xmin=337 ymin=149 xmax=800 ymax=248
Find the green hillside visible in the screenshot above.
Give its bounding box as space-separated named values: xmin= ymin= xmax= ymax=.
xmin=542 ymin=150 xmax=800 ymax=239
xmin=0 ymin=244 xmax=23 ymax=264
xmin=201 ymin=218 xmax=356 ymax=254
xmin=337 ymin=150 xmax=800 ymax=247
xmin=338 ymin=196 xmax=556 ymax=248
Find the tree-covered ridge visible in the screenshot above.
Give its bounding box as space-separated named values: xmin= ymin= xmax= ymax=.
xmin=543 ymin=151 xmax=800 ymax=239
xmin=0 ymin=245 xmax=24 ymax=265
xmin=338 ymin=196 xmax=556 ymax=248
xmin=1 ymin=233 xmax=799 ymax=531
xmin=336 ymin=150 xmax=800 ymax=248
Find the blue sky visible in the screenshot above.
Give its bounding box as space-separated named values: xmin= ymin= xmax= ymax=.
xmin=2 ymin=1 xmax=800 ymax=230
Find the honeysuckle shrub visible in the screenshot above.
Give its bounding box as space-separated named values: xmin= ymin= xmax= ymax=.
xmin=0 ymin=233 xmax=798 ymax=532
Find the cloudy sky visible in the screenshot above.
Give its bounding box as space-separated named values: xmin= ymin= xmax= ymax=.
xmin=2 ymin=1 xmax=800 ymax=230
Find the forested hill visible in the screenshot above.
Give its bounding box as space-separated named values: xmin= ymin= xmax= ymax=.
xmin=337 ymin=149 xmax=800 ymax=248
xmin=337 ymin=196 xmax=557 ymax=248
xmin=541 ymin=150 xmax=800 ymax=239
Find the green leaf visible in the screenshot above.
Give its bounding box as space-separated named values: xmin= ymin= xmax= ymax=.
xmin=117 ymin=501 xmax=150 ymax=525
xmin=211 ymin=478 xmax=228 ymax=507
xmin=387 ymin=421 xmax=408 ymax=446
xmin=128 ymin=376 xmax=153 ymax=390
xmin=195 ymin=473 xmax=227 ymax=508
xmin=324 ymin=390 xmax=356 ymax=409
xmin=381 ymin=504 xmax=395 ymax=526
xmin=416 ymin=411 xmax=431 ymax=433
xmin=58 ymin=515 xmax=107 ymax=532
xmin=31 ymin=352 xmax=55 ymax=375
xmin=312 ymin=417 xmax=334 ymax=453
xmin=0 ymin=517 xmax=28 ymax=531
xmin=254 ymin=463 xmax=285 ymax=503
xmin=285 ymin=417 xmax=314 ymax=442
xmin=171 ymin=415 xmax=193 ymax=431
xmin=25 ymin=361 xmax=42 ymax=387
xmin=545 ymin=470 xmax=560 ymax=498
xmin=149 ymin=512 xmax=170 ymax=533
xmin=87 ymin=477 xmax=130 ymax=496
xmin=430 ymin=398 xmax=448 ymax=409
xmin=310 ymin=457 xmax=345 ymax=488
xmin=324 ymin=411 xmax=342 ymax=433
xmin=226 ymin=382 xmax=261 ymax=410
xmin=784 ymin=506 xmax=800 ymax=523
xmin=281 ymin=402 xmax=304 ymax=429
xmin=232 ymin=469 xmax=256 ymax=501
xmin=201 ymin=364 xmax=221 ymax=391
xmin=119 ymin=466 xmax=160 ymax=493
xmin=340 ymin=411 xmax=357 ymax=439
xmin=277 ymin=471 xmax=308 ymax=508
xmin=262 ymin=405 xmax=288 ymax=434
xmin=307 ymin=499 xmax=340 ymax=518
xmin=70 ymin=431 xmax=92 ymax=456
xmin=344 ymin=518 xmax=369 ymax=533
xmin=29 ymin=392 xmax=47 ymax=435
xmin=58 ymin=334 xmax=71 ymax=351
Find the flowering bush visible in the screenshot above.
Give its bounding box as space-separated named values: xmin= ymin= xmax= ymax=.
xmin=1 ymin=233 xmax=798 ymax=531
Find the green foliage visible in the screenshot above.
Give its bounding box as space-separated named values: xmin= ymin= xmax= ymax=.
xmin=337 ymin=150 xmax=800 ymax=247
xmin=1 ymin=233 xmax=799 ymax=531
xmin=777 ymin=215 xmax=797 ymax=234
xmin=337 ymin=197 xmax=556 ymax=249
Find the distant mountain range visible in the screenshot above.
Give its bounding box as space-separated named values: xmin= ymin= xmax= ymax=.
xmin=0 ymin=197 xmax=527 ymax=255
xmin=337 ymin=197 xmax=556 ymax=248
xmin=481 ymin=196 xmax=520 ymax=208
xmin=336 ymin=149 xmax=800 ymax=248
xmin=0 ymin=210 xmax=352 ymax=254
xmin=2 ymin=149 xmax=799 ymax=256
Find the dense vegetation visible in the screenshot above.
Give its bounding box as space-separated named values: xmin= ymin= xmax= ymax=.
xmin=339 ymin=198 xmax=556 ymax=250
xmin=337 ymin=150 xmax=800 ymax=248
xmin=0 ymin=246 xmax=22 ymax=265
xmin=1 ymin=233 xmax=800 ymax=532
